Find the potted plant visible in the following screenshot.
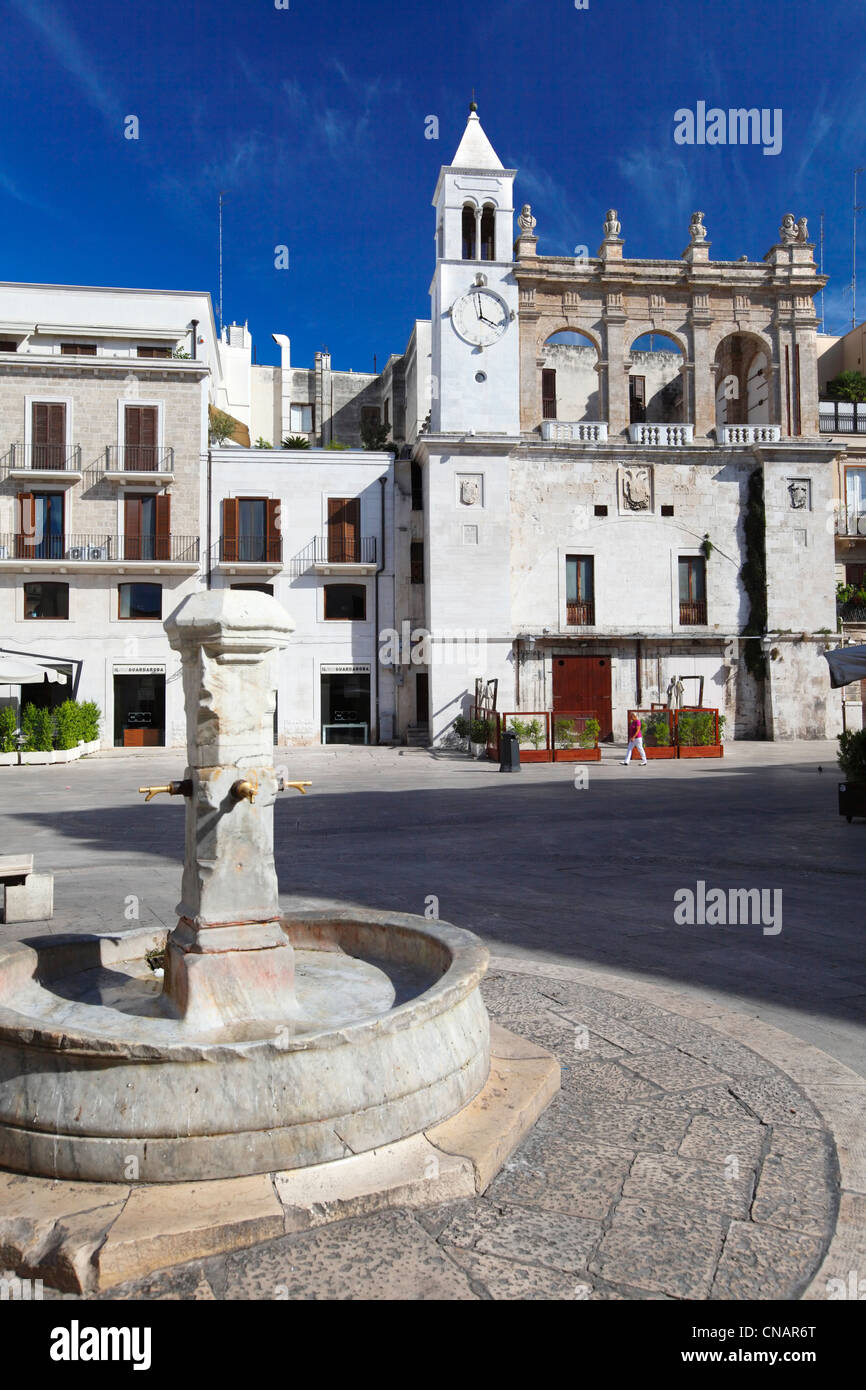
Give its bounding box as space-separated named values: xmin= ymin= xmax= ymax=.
xmin=640 ymin=710 xmax=677 ymax=760
xmin=676 ymin=708 xmax=724 ymax=758
xmin=837 ymin=729 xmax=866 ymax=822
xmin=54 ymin=700 xmax=83 ymax=762
xmin=469 ymin=716 xmax=492 ymax=758
xmin=0 ymin=706 xmax=17 ymax=766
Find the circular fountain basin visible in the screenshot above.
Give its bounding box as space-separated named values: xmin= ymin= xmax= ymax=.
xmin=0 ymin=910 xmax=490 ymax=1183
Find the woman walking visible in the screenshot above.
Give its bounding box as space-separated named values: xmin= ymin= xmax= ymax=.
xmin=623 ymin=712 xmax=647 ymax=766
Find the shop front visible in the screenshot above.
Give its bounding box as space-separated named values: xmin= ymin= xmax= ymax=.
xmin=112 ymin=664 xmax=166 ymax=746
xmin=320 ymin=663 xmax=371 ymax=744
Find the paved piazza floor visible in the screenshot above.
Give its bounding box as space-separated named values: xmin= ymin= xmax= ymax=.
xmin=2 ymin=740 xmax=864 ymax=1300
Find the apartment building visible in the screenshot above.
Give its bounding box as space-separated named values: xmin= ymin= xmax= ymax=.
xmin=0 ymin=282 xmax=217 ymax=747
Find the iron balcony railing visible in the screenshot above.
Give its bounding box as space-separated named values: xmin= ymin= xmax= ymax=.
xmin=819 ymin=401 xmax=866 ymax=434
xmin=5 ymin=443 xmax=82 ymax=471
xmin=219 ymin=535 xmax=283 ymax=564
xmin=679 ymin=600 xmax=708 ymax=625
xmin=838 ymin=602 xmax=866 ymax=624
xmin=0 ymin=533 xmax=200 ymax=562
xmin=105 ymin=445 xmax=175 ymax=472
xmin=566 ymin=600 xmax=595 ymax=626
xmin=314 ymin=536 xmax=377 ymax=565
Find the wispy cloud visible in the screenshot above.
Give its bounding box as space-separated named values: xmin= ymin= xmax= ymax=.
xmin=618 ymin=146 xmax=695 ymax=241
xmin=0 ymin=166 xmax=51 ymax=212
xmin=10 ymin=0 xmax=118 ymax=122
xmin=510 ymin=156 xmax=586 ymax=256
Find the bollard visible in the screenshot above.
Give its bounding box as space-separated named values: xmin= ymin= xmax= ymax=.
xmin=499 ymin=728 xmax=521 ymax=773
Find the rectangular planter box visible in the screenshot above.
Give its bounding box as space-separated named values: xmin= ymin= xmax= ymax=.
xmin=518 ymin=749 xmax=551 ymax=763
xmin=644 ymin=746 xmax=676 ymax=759
xmin=0 ymin=752 xmax=16 ymax=767
xmin=19 ymin=751 xmax=54 ymax=765
xmin=53 ymin=747 xmax=80 ymax=763
xmin=839 ymin=781 xmax=866 ymax=822
xmin=553 ymin=748 xmax=601 ymax=762
xmin=678 ymin=745 xmax=724 ymax=758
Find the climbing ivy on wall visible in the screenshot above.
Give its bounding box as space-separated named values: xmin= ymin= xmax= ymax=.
xmin=740 ymin=467 xmax=767 ymax=680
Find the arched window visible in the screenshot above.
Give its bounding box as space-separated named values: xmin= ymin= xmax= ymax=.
xmin=462 ymin=205 xmax=477 ymax=260
xmin=540 ymin=332 xmax=600 ymax=425
xmin=480 ymin=204 xmax=496 ymax=261
xmin=628 ymin=333 xmax=684 ymax=425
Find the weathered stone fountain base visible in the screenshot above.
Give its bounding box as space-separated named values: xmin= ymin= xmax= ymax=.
xmin=0 ymin=910 xmax=499 ymax=1184
xmin=0 ymin=1021 xmax=558 ymax=1292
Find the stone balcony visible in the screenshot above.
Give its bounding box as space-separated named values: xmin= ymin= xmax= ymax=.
xmin=628 ymin=424 xmax=694 ymax=447
xmin=540 ymin=421 xmax=608 ymax=443
xmin=717 ymin=425 xmax=782 ymax=445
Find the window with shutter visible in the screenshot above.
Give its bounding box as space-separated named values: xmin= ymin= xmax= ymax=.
xmin=155 ymin=493 xmax=171 ymax=561
xmin=32 ymin=402 xmax=66 ymax=470
xmin=327 ymin=498 xmax=360 ymax=563
xmin=266 ymin=499 xmax=281 ymax=563
xmin=629 ymin=376 xmax=646 ymax=424
xmin=125 ymin=406 xmax=158 ymax=470
xmin=542 ymin=369 xmax=557 ymax=420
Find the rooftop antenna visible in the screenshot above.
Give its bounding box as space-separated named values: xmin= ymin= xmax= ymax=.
xmin=819 ymin=209 xmax=825 ymax=331
xmin=218 ymin=191 xmax=228 ymax=337
xmin=853 ymin=169 xmax=864 ymax=330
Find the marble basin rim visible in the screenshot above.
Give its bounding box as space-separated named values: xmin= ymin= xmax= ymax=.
xmin=0 ymin=908 xmax=490 ymax=1059
xmin=0 ymin=907 xmax=491 ymax=1183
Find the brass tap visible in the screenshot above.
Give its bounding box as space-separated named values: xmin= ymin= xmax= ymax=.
xmin=138 ymin=780 xmax=192 ymax=803
xmin=283 ymin=781 xmax=312 ymax=795
xmin=230 ymin=774 xmax=259 ymax=804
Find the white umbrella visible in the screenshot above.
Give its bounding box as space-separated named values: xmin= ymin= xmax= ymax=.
xmin=822 ymin=644 xmax=866 ymax=689
xmin=0 ymin=656 xmax=67 ymax=685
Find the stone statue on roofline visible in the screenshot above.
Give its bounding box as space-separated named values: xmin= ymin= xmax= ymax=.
xmin=689 ymin=211 xmax=707 ymax=243
xmin=603 ymin=209 xmax=621 ymax=239
xmin=796 ymin=216 xmax=809 ymax=243
xmin=518 ymin=204 xmax=536 ymax=235
xmin=779 ymin=213 xmax=798 ymax=245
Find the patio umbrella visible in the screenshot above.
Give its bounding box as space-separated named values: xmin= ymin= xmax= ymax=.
xmin=822 ymin=644 xmax=866 ymax=689
xmin=0 ymin=656 xmax=67 ymax=685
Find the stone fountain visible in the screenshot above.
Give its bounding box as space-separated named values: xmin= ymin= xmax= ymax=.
xmin=0 ymin=592 xmax=497 ymax=1185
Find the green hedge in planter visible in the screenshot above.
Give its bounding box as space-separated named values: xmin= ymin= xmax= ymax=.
xmin=54 ymin=700 xmax=83 ymax=749
xmin=838 ymin=729 xmax=866 ymax=783
xmin=0 ymin=706 xmax=17 ymax=753
xmin=22 ymin=703 xmax=55 ymax=752
xmin=78 ymin=701 xmax=101 ymax=743
xmin=644 ymin=713 xmax=672 ymax=747
xmin=677 ymin=711 xmax=718 ymax=746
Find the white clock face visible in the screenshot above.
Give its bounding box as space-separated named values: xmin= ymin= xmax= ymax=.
xmin=451 ymin=287 xmax=510 ymax=347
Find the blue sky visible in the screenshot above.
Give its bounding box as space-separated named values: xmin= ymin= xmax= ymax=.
xmin=2 ymin=0 xmax=864 ymax=368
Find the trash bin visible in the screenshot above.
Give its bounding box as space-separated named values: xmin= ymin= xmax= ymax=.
xmin=499 ymin=728 xmax=521 ymax=773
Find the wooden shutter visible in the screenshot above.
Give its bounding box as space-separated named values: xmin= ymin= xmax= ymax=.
xmin=266 ymin=498 xmax=281 ymax=563
xmin=542 ymin=369 xmax=556 ymax=420
xmin=124 ymin=495 xmax=142 ymax=561
xmin=32 ymin=402 xmax=66 ymax=469
xmin=328 ymin=497 xmax=360 ymax=562
xmin=327 ymin=497 xmax=343 ymax=562
xmin=222 ymin=498 xmax=239 ymax=562
xmin=16 ymin=491 xmax=35 ymax=559
xmin=155 ymin=493 xmax=171 ymax=561
xmin=126 ymin=405 xmax=158 ymax=470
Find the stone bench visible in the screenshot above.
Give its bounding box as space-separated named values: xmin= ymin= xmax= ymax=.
xmin=0 ymin=855 xmax=54 ymax=923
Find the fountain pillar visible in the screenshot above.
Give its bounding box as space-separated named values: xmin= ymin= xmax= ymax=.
xmin=162 ymin=590 xmax=296 ymax=1030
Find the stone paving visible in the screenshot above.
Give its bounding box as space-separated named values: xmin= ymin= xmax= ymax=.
xmin=35 ymin=963 xmax=849 ymax=1302
xmin=2 ymin=740 xmax=864 ymax=1300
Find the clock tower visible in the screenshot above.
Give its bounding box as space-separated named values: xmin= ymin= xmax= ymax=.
xmin=431 ymin=104 xmax=520 ymax=434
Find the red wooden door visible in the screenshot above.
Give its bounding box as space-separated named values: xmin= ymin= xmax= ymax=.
xmin=552 ymin=655 xmax=613 ymax=740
